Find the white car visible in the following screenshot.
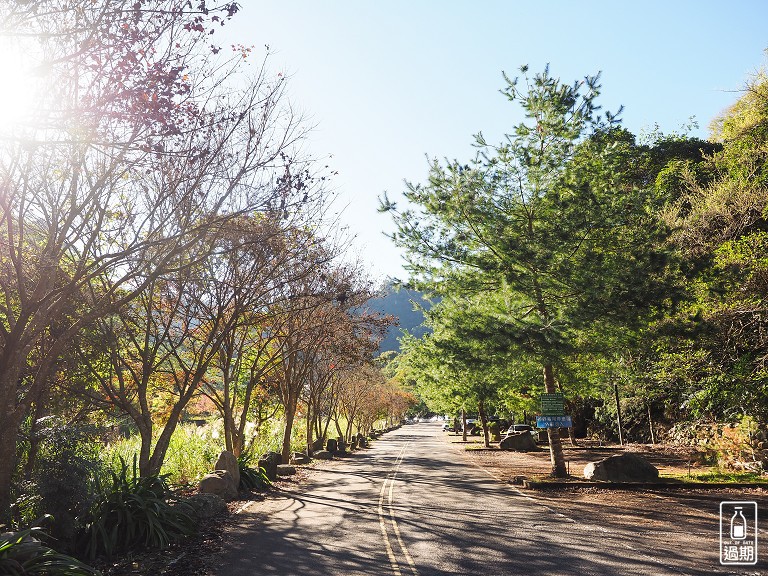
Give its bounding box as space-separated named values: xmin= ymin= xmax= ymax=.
xmin=505 ymin=424 xmax=535 ymax=437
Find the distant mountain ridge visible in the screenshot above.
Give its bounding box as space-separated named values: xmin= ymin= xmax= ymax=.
xmin=366 ymin=281 xmax=432 ymax=354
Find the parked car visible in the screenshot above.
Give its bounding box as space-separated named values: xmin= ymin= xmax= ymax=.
xmin=505 ymin=424 xmax=534 ymax=436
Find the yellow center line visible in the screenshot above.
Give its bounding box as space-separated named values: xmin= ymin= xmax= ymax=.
xmin=378 ymin=445 xmax=406 ymax=576
xmin=388 ymin=442 xmax=419 ymax=576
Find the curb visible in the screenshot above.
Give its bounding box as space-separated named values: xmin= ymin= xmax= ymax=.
xmin=521 ymin=480 xmax=768 ymax=490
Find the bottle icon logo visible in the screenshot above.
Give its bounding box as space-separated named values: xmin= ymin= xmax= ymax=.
xmin=731 ymin=507 xmax=747 ymax=540
xmin=720 ymin=501 xmax=758 ymax=566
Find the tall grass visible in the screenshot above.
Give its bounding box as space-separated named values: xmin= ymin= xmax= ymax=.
xmin=103 ymin=424 xmax=224 ymax=487
xmin=102 ymin=418 xmax=307 ymax=486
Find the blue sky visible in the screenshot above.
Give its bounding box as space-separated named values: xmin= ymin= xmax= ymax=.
xmin=223 ymin=1 xmax=768 ymax=282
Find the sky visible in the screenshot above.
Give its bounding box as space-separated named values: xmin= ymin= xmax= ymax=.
xmin=221 ymin=1 xmax=768 ymax=282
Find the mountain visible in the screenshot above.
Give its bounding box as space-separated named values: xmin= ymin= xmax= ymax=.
xmin=366 ymin=281 xmax=432 ymax=354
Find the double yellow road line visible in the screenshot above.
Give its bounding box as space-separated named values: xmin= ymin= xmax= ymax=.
xmin=378 ymin=442 xmax=419 ymax=576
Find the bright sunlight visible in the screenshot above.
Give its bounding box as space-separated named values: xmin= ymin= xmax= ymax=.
xmin=0 ymin=43 xmax=37 ymax=132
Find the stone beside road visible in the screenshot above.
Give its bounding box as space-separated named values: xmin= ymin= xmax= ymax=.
xmin=199 ymin=470 xmax=238 ymax=501
xmin=258 ymin=451 xmax=282 ymax=482
xmin=277 ymin=464 xmax=296 ymax=476
xmin=499 ymin=432 xmax=538 ymax=452
xmin=215 ymin=450 xmax=240 ymax=488
xmin=290 ymin=452 xmax=311 ymax=465
xmin=583 ymin=452 xmax=659 ymax=482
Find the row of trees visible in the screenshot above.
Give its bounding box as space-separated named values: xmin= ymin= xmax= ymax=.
xmin=383 ymin=60 xmax=768 ymax=476
xmin=0 ymin=0 xmax=412 ymax=525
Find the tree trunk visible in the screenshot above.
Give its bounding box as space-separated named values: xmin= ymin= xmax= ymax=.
xmin=544 ymin=364 xmax=568 ymax=477
xmin=0 ymin=411 xmax=22 ymax=524
xmin=461 ymin=407 xmax=467 ymax=442
xmin=24 ymin=401 xmax=48 ymax=480
xmin=647 ymin=403 xmax=656 ymax=445
xmin=306 ymin=407 xmax=314 ymax=457
xmin=478 ymin=400 xmax=490 ymax=448
xmin=137 ymin=421 xmax=153 ymax=477
xmin=614 ymin=382 xmax=624 ymax=446
xmin=345 ymin=418 xmax=354 ymax=444
xmin=281 ymin=399 xmax=297 ymax=465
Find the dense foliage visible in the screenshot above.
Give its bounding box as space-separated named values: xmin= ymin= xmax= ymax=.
xmin=386 ymin=61 xmax=768 ymax=473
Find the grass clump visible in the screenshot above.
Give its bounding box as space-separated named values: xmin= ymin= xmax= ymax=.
xmin=1 ymin=518 xmax=101 ymax=576
xmin=77 ymin=457 xmax=195 ymax=560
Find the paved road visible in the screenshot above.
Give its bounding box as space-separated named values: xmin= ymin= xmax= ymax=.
xmin=219 ymin=423 xmax=759 ymax=575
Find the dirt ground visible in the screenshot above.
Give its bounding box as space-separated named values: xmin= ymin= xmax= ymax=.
xmin=454 ymin=432 xmax=768 ymax=574
xmin=452 ymin=433 xmax=714 ymax=480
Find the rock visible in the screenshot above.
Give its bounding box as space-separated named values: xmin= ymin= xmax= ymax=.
xmin=350 ymin=437 xmax=357 ymax=449
xmin=199 ymin=470 xmax=238 ymax=501
xmin=258 ymin=451 xmax=282 ymax=482
xmin=181 ymin=493 xmax=228 ymax=519
xmin=499 ymin=432 xmax=538 ymax=452
xmin=326 ymin=438 xmax=338 ymax=454
xmin=337 ymin=437 xmax=347 ymax=453
xmin=277 ymin=464 xmax=296 ymax=476
xmin=311 ymin=438 xmax=324 ymax=452
xmin=215 ymin=450 xmax=240 ymax=488
xmin=584 ymin=452 xmax=659 ymax=482
xmin=290 ymin=452 xmax=311 ymax=465
xmin=357 ymin=433 xmax=367 ymax=448
xmin=313 ymin=450 xmax=332 ymax=460
xmin=0 ymin=533 xmax=41 ymax=563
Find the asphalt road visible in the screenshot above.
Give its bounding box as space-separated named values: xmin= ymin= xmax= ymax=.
xmin=218 ymin=423 xmax=761 ymax=575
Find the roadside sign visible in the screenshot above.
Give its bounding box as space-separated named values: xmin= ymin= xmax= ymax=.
xmin=540 ymin=393 xmax=565 ymax=416
xmin=536 ymin=415 xmax=572 ymax=428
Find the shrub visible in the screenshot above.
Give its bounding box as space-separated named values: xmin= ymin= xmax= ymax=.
xmin=0 ymin=519 xmax=101 ymax=576
xmin=12 ymin=416 xmax=103 ymax=542
xmin=238 ymin=454 xmax=271 ymax=491
xmin=77 ymin=457 xmax=195 ymax=560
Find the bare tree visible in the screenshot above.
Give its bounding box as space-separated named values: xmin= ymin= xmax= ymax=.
xmin=0 ymin=1 xmax=310 ymax=515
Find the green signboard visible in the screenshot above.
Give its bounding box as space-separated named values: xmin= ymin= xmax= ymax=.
xmin=540 ymin=393 xmax=565 ymax=416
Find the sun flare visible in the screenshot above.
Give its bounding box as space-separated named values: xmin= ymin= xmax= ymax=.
xmin=0 ymin=45 xmax=38 ymax=132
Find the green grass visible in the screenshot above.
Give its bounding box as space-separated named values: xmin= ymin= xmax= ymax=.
xmin=671 ymin=470 xmax=768 ymax=484
xmin=103 ymin=424 xmax=224 ymax=487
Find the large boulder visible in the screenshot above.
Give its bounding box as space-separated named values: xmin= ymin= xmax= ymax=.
xmin=199 ymin=470 xmax=238 ymax=501
xmin=258 ymin=451 xmax=282 ymax=482
xmin=499 ymin=432 xmax=538 ymax=452
xmin=313 ymin=450 xmax=333 ymax=460
xmin=290 ymin=452 xmax=311 ymax=465
xmin=584 ymin=452 xmax=659 ymax=482
xmin=326 ymin=438 xmax=338 ymax=454
xmin=215 ymin=450 xmax=240 ymax=488
xmin=181 ymin=493 xmax=228 ymax=520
